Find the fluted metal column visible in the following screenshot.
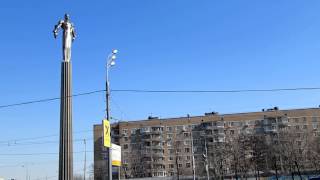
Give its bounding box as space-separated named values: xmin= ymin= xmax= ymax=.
xmin=59 ymin=61 xmax=73 ymax=180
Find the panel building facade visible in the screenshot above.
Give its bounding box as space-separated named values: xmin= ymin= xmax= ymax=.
xmin=93 ymin=108 xmax=320 ymax=179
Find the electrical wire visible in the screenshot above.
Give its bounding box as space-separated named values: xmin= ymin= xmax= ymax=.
xmin=112 ymin=87 xmax=320 ymax=93
xmin=1 ymin=87 xmax=320 ymax=109
xmin=0 ymin=90 xmax=105 ymax=109
xmin=0 ymin=158 xmax=93 ymax=168
xmin=0 ymin=150 xmax=93 ymax=156
xmin=0 ymin=129 xmax=92 ymax=144
xmin=0 ymin=138 xmax=93 ymax=147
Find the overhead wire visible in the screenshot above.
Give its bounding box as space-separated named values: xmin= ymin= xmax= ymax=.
xmin=0 ymin=129 xmax=92 ymax=144
xmin=1 ymin=87 xmax=320 ymax=109
xmin=0 ymin=158 xmax=94 ymax=168
xmin=0 ymin=138 xmax=93 ymax=147
xmin=0 ymin=150 xmax=93 ymax=156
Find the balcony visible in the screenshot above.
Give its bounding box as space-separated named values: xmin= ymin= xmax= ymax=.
xmin=153 ymin=159 xmax=166 ymax=165
xmin=152 ymin=152 xmax=165 ymax=157
xmin=152 ymin=145 xmax=164 ymax=149
xmin=142 ymin=151 xmax=152 ymax=157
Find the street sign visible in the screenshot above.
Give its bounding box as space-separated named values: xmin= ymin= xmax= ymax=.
xmin=103 ymin=119 xmax=111 ymax=147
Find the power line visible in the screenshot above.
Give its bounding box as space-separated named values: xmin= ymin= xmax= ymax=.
xmin=0 ymin=138 xmax=93 ymax=147
xmin=0 ymin=150 xmax=93 ymax=156
xmin=0 ymin=90 xmax=105 ymax=109
xmin=112 ymin=87 xmax=320 ymax=93
xmin=0 ymin=158 xmax=94 ymax=168
xmin=1 ymin=87 xmax=320 ymax=110
xmin=0 ymin=129 xmax=92 ymax=144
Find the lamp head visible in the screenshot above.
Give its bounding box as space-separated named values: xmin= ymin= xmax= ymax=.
xmin=112 ymin=49 xmax=118 ymax=54
xmin=110 ymin=60 xmax=116 ymax=66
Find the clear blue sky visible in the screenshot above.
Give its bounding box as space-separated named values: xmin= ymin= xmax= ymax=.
xmin=1 ymin=0 xmax=320 ymax=179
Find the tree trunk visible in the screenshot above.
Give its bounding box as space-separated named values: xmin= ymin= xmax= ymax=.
xmin=274 ymin=158 xmax=279 ymax=180
xmin=290 ymin=165 xmax=294 ymax=180
xmin=254 ymin=166 xmax=258 ymax=180
xmin=294 ymin=161 xmax=303 ymax=180
xmin=235 ymin=164 xmax=238 ymax=180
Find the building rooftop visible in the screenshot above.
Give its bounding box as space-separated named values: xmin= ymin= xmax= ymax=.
xmin=94 ymin=107 xmax=320 ymax=128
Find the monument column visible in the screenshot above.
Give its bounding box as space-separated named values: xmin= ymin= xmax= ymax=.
xmin=59 ymin=60 xmax=73 ymax=180
xmin=53 ymin=14 xmax=76 ymax=180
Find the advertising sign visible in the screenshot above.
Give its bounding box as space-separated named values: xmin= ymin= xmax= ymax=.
xmin=103 ymin=120 xmax=111 ymax=147
xmin=111 ymin=143 xmax=121 ymax=166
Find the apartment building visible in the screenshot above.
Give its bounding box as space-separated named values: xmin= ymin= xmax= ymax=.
xmin=93 ymin=107 xmax=320 ymax=179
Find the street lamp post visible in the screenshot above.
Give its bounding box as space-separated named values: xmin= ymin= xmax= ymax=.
xmin=105 ymin=49 xmax=118 ymax=180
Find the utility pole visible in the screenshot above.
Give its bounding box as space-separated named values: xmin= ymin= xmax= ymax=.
xmin=84 ymin=139 xmax=86 ymax=180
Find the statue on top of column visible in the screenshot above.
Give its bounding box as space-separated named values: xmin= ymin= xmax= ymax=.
xmin=53 ymin=14 xmax=76 ymax=62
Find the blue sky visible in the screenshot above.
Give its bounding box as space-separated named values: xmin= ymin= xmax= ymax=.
xmin=1 ymin=0 xmax=320 ymax=179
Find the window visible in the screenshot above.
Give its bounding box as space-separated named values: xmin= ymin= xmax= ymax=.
xmin=141 ymin=127 xmax=150 ymax=133
xmin=303 ymin=125 xmax=307 ymax=129
xmin=122 ymin=129 xmax=128 ymax=135
xmin=169 ymin=164 xmax=174 ymax=168
xmin=184 ymin=140 xmax=191 ymax=146
xmin=295 ymin=125 xmax=300 ymax=130
xmin=178 ymin=156 xmax=182 ymax=161
xmin=176 ymin=125 xmax=184 ymax=131
xmin=152 ymin=127 xmax=163 ymax=132
xmin=123 ymin=152 xmax=129 ymax=157
xmin=169 ymin=149 xmax=174 ymax=154
xmin=297 ymin=141 xmax=302 ymax=146
xmin=186 ymin=163 xmax=191 ymax=168
xmin=123 ymin=144 xmax=128 ymax=149
xmin=124 ymin=137 xmax=128 ymax=141
xmin=167 ymin=141 xmax=172 ymax=146
xmin=169 ymin=156 xmax=174 ymax=161
xmin=167 ymin=133 xmax=173 ymax=139
xmin=130 ymin=128 xmax=136 ymax=134
xmin=184 ymin=132 xmax=190 ymax=137
xmin=167 ymin=126 xmax=173 ymax=132
xmin=302 ymin=117 xmax=307 ymax=123
xmin=313 ymin=123 xmax=318 ymax=129
xmin=185 ymin=148 xmax=190 ymax=153
xmin=186 ymin=156 xmax=191 ymax=160
xmin=230 ymin=130 xmax=235 ymax=135
xmin=178 ymin=164 xmax=182 ymax=168
xmin=176 ymin=149 xmax=181 ymax=153
xmin=294 ymin=118 xmax=299 ymax=123
xmin=312 ymin=117 xmax=318 ymax=122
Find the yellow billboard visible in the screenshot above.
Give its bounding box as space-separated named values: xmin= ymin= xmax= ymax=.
xmin=103 ymin=119 xmax=111 ymax=148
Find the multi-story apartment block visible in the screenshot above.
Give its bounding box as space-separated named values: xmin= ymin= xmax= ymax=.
xmin=93 ymin=108 xmax=320 ymax=179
